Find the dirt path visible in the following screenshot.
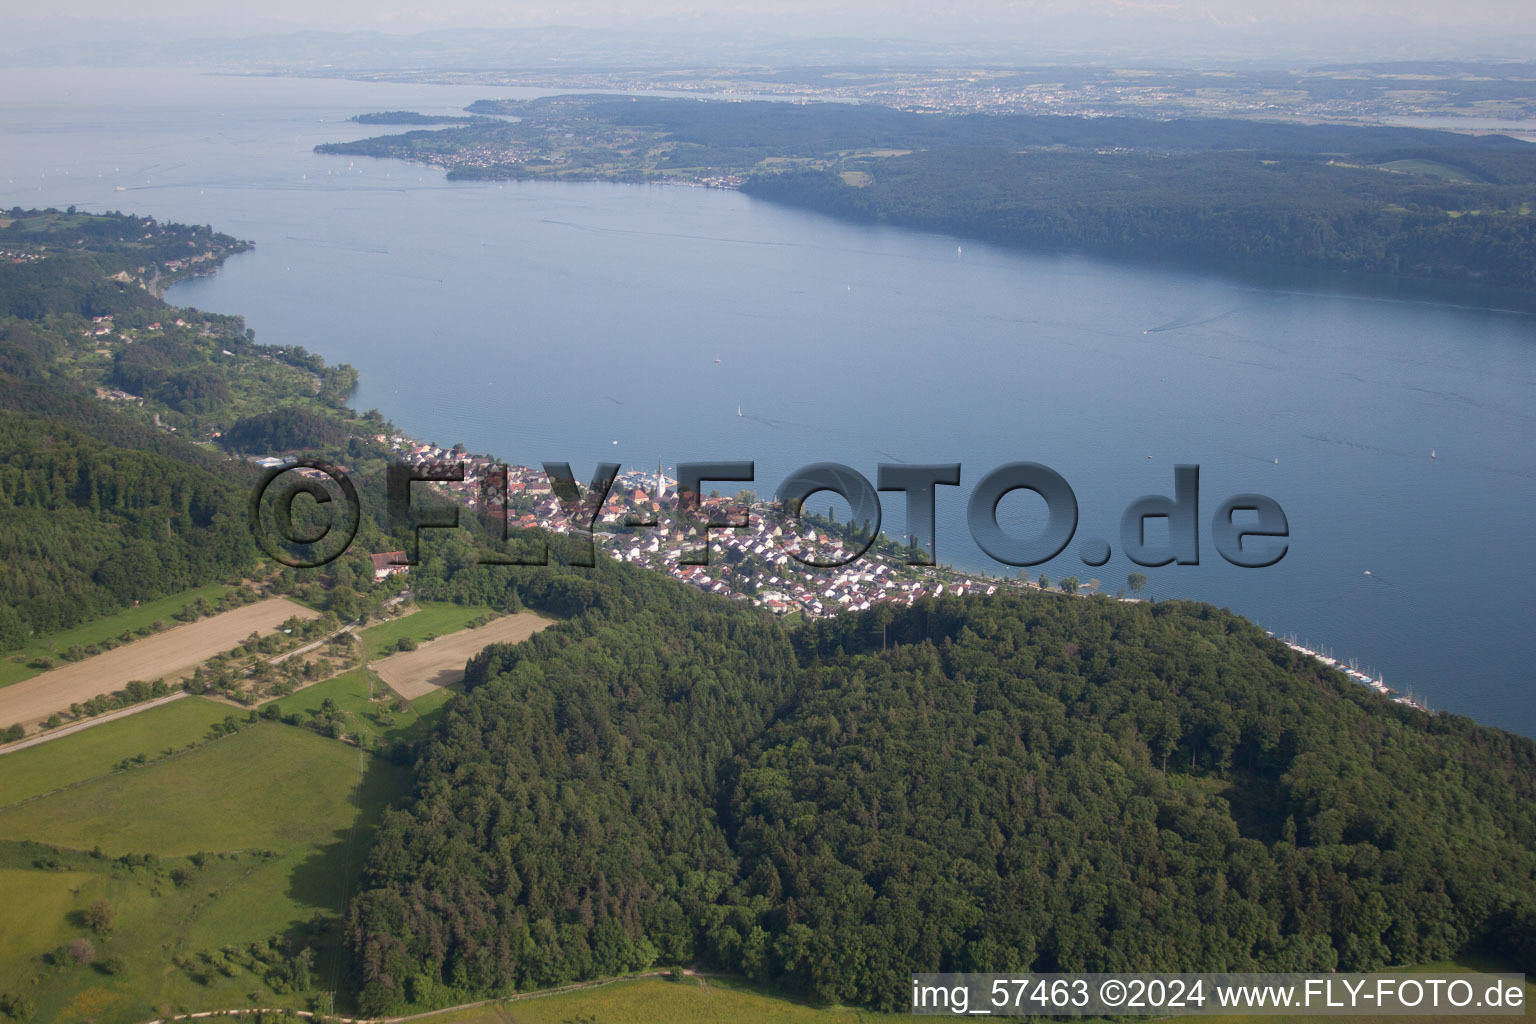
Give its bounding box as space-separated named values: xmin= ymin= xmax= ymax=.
xmin=0 ymin=598 xmax=318 ymax=731
xmin=372 ymin=613 xmax=552 ymax=699
xmin=0 ymin=692 xmax=189 ymax=756
xmin=134 ymin=967 xmax=743 ymax=1024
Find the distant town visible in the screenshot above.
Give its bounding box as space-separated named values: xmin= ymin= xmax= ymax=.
xmin=316 ymin=61 xmax=1536 ymax=131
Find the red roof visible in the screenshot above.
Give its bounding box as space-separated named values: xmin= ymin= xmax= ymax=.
xmin=370 ymin=551 xmax=408 ymax=572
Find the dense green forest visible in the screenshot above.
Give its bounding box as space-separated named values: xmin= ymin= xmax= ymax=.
xmin=220 ymin=407 xmax=350 ymax=453
xmin=322 ymin=96 xmax=1536 ymax=291
xmin=0 ymin=412 xmax=252 ymax=639
xmin=743 ymin=149 xmax=1536 ymax=289
xmin=345 ymin=542 xmax=1536 ymax=1014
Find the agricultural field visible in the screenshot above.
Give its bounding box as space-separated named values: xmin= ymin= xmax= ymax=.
xmin=265 ymin=667 xmax=455 ymax=749
xmin=0 ymin=598 xmax=318 ymax=734
xmin=370 ymin=612 xmax=551 ymax=699
xmin=358 ymin=601 xmax=495 ymax=660
xmin=1374 ymin=158 xmax=1478 ymax=181
xmin=0 ymin=723 xmax=387 ymax=856
xmin=0 ymin=585 xmax=229 ymax=688
xmin=0 ymin=720 xmax=411 ymax=1023
xmin=0 ymin=696 xmax=237 ymax=806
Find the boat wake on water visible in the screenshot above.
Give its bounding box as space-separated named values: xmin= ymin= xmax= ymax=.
xmin=1144 ymin=307 xmax=1241 ymax=334
xmin=743 ymin=412 xmax=793 ymax=429
xmin=1143 ymin=297 xmax=1287 ymax=334
xmin=1336 ymin=569 xmax=1403 ymax=604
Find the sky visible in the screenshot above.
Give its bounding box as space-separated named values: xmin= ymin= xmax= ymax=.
xmin=11 ymin=0 xmax=1534 ymax=33
xmin=7 ymin=0 xmax=1536 ymax=61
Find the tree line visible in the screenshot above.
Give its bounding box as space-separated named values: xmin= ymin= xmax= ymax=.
xmin=343 ymin=548 xmax=1536 ymax=1013
xmin=742 ymin=149 xmax=1536 ymax=291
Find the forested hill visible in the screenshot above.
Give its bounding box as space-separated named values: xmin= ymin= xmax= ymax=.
xmin=740 ymin=150 xmax=1536 ymax=291
xmin=346 ymin=553 xmax=1536 ymax=1014
xmin=0 ymin=212 xmax=264 ymax=642
xmin=321 ymin=95 xmax=1536 ymax=293
xmin=0 ymin=411 xmax=253 ymax=641
xmin=0 ymin=207 xmax=246 ymax=317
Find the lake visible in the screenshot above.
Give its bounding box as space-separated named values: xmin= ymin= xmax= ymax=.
xmin=3 ymin=68 xmax=1534 ymax=735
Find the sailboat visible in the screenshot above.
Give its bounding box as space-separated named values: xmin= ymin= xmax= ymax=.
xmin=1431 ymin=449 xmax=1437 ymax=459
xmin=737 ymin=405 xmax=742 ymax=417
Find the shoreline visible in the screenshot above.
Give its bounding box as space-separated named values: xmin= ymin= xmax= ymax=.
xmin=138 ymin=188 xmax=1455 ymax=724
xmin=1271 ymin=634 xmax=1431 ymax=713
xmin=375 ymin=433 xmax=1433 ymax=719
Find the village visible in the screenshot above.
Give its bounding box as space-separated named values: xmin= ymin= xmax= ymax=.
xmin=378 ymin=436 xmax=1023 ymax=619
xmin=361 ymin=434 xmax=1436 ymax=715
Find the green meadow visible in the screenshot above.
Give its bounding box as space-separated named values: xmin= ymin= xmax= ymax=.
xmin=358 ymin=601 xmax=494 ymax=660
xmin=0 ymin=724 xmax=387 ymax=856
xmin=265 ymin=666 xmax=456 ymax=748
xmin=0 ymin=696 xmax=236 ymax=807
xmin=1375 ymin=158 xmax=1478 ymax=182
xmin=0 ymin=718 xmax=411 ymax=1023
xmin=0 ymin=584 xmax=230 ymax=688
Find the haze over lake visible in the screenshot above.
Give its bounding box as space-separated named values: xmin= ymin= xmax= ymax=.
xmin=4 ymin=68 xmax=1534 ymax=735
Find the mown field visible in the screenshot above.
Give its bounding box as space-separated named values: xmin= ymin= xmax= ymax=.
xmin=0 ymin=715 xmax=411 ymax=1023
xmin=358 ymin=601 xmax=495 ymax=660
xmin=0 ymin=597 xmax=318 ymax=734
xmin=0 ymin=584 xmax=229 ymax=688
xmin=370 ymin=611 xmax=551 ymax=699
xmin=0 ymin=602 xmax=503 ymax=1023
xmin=8 ymin=603 xmax=1520 ymax=1024
xmin=0 ymin=723 xmax=383 ymax=856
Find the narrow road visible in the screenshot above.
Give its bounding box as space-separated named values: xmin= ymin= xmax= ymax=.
xmin=0 ymin=692 xmax=188 ymax=756
xmin=0 ymin=601 xmax=399 ymax=755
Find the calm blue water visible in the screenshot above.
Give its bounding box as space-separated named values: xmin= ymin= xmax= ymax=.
xmin=4 ymin=68 xmax=1534 ymax=735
